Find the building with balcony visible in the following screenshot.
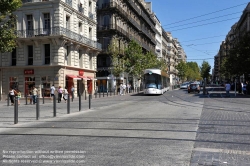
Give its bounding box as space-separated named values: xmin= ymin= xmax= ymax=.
xmin=153 ymin=15 xmax=162 ymax=59
xmin=96 ymin=0 xmax=156 ymax=92
xmin=0 ymin=0 xmax=101 ymax=99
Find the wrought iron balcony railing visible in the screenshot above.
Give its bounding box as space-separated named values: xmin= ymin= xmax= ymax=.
xmin=16 ymin=27 xmax=102 ymax=50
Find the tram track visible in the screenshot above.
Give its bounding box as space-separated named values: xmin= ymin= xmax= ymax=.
xmin=159 ymin=89 xmax=250 ymax=113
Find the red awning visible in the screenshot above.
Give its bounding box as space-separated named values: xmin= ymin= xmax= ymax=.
xmin=78 ymin=75 xmax=90 ymax=80
xmin=66 ymin=75 xmax=81 ymax=80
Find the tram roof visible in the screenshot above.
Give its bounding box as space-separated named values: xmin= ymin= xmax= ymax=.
xmin=144 ymin=69 xmax=161 ymax=75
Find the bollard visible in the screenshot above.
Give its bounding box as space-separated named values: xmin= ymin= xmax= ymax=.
xmin=114 ymin=90 xmax=115 ymax=96
xmin=79 ymin=93 xmax=81 ymax=111
xmin=36 ymin=95 xmax=40 ymax=120
xmin=42 ymin=93 xmax=45 ymax=104
xmin=53 ymin=95 xmax=56 ymax=117
xmin=110 ymin=90 xmax=112 ymax=96
xmin=71 ymin=91 xmax=74 ymax=102
xmin=89 ymin=94 xmax=91 ymax=109
xmin=25 ymin=95 xmax=28 ymax=105
xmin=7 ymin=94 xmax=10 ymax=106
xmin=85 ymin=90 xmax=87 ymax=100
xmin=107 ymin=91 xmax=108 ymax=97
xmin=14 ymin=97 xmax=18 ymax=124
xmin=99 ymin=91 xmax=101 ymax=98
xmin=67 ymin=94 xmax=70 ymax=114
xmin=103 ymin=91 xmax=104 ymax=97
xmin=95 ymin=91 xmax=97 ymax=98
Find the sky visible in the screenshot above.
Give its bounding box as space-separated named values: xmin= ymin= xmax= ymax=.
xmin=149 ymin=0 xmax=250 ymax=73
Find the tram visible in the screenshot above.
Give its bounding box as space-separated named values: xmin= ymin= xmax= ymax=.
xmin=143 ymin=69 xmax=170 ymax=95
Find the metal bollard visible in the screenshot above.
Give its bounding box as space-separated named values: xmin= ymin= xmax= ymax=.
xmin=7 ymin=95 xmax=10 ymax=106
xmin=110 ymin=90 xmax=112 ymax=96
xmin=25 ymin=95 xmax=28 ymax=105
xmin=89 ymin=94 xmax=91 ymax=109
xmin=79 ymin=93 xmax=81 ymax=111
xmin=67 ymin=94 xmax=70 ymax=114
xmin=14 ymin=97 xmax=18 ymax=124
xmin=53 ymin=95 xmax=56 ymax=117
xmin=99 ymin=91 xmax=101 ymax=98
xmin=107 ymin=91 xmax=108 ymax=97
xmin=85 ymin=90 xmax=87 ymax=100
xmin=42 ymin=94 xmax=45 ymax=104
xmin=36 ymin=95 xmax=40 ymax=120
xmin=103 ymin=91 xmax=104 ymax=97
xmin=114 ymin=90 xmax=115 ymax=96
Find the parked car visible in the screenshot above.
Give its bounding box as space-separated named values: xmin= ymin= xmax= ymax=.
xmin=180 ymin=83 xmax=190 ymax=89
xmin=188 ymin=83 xmax=200 ymax=93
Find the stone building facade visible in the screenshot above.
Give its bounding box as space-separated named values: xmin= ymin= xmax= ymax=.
xmin=0 ymin=0 xmax=101 ymax=99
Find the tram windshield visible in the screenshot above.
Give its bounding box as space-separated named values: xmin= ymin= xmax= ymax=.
xmin=144 ymin=73 xmax=162 ymax=89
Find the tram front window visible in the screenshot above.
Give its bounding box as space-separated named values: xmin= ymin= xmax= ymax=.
xmin=144 ymin=74 xmax=161 ymax=89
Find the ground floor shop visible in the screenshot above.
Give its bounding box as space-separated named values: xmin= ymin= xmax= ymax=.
xmin=0 ymin=66 xmax=95 ymax=99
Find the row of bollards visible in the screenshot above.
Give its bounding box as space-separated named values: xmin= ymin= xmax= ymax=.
xmin=9 ymin=88 xmax=141 ymax=124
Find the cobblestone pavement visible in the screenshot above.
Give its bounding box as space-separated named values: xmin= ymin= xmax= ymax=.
xmin=189 ymin=87 xmax=250 ymax=166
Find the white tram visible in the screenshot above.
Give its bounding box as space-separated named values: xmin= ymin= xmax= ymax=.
xmin=143 ymin=69 xmax=170 ymax=95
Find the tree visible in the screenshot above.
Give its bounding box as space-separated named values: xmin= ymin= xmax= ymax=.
xmin=200 ymin=61 xmax=211 ymax=80
xmin=108 ymin=38 xmax=125 ymax=77
xmin=186 ymin=62 xmax=201 ymax=81
xmin=176 ymin=61 xmax=188 ymax=81
xmin=0 ymin=0 xmax=22 ymax=53
xmin=222 ymin=32 xmax=250 ymax=77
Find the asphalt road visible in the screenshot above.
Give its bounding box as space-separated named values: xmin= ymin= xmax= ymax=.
xmin=0 ymin=87 xmax=250 ymax=166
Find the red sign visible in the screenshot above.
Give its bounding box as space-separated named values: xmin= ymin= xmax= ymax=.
xmin=79 ymin=70 xmax=84 ymax=76
xmin=24 ymin=69 xmax=34 ymax=75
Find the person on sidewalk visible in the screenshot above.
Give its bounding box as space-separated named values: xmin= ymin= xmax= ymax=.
xmin=71 ymin=85 xmax=75 ymax=101
xmin=9 ymin=88 xmax=16 ymax=105
xmin=119 ymin=84 xmax=124 ymax=95
xmin=63 ymin=87 xmax=68 ymax=103
xmin=50 ymin=84 xmax=55 ymax=99
xmin=57 ymin=86 xmax=63 ymax=103
xmin=17 ymin=90 xmax=21 ymax=105
xmin=123 ymin=84 xmax=126 ymax=95
xmin=225 ymin=82 xmax=231 ymax=97
xmin=32 ymin=86 xmax=38 ymax=104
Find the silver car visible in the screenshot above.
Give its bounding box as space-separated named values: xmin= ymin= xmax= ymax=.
xmin=180 ymin=83 xmax=189 ymax=89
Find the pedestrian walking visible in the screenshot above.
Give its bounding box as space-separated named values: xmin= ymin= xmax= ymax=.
xmin=127 ymin=84 xmax=131 ymax=93
xmin=17 ymin=90 xmax=21 ymax=105
xmin=57 ymin=86 xmax=63 ymax=103
xmin=63 ymin=87 xmax=68 ymax=103
xmin=9 ymin=88 xmax=16 ymax=105
xmin=123 ymin=84 xmax=126 ymax=95
xmin=225 ymin=82 xmax=231 ymax=97
xmin=50 ymin=84 xmax=55 ymax=98
xmin=71 ymin=85 xmax=75 ymax=101
xmin=32 ymin=86 xmax=38 ymax=104
xmin=29 ymin=89 xmax=33 ymax=104
xmin=242 ymin=82 xmax=247 ymax=95
xmin=119 ymin=83 xmax=123 ymax=95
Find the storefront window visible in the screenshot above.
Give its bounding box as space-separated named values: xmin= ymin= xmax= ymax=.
xmin=41 ymin=76 xmax=51 ymax=97
xmin=25 ymin=77 xmax=35 ymax=96
xmin=9 ymin=77 xmax=19 ymax=90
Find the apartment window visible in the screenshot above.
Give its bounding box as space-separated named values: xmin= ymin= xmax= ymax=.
xmin=89 ymin=0 xmax=92 ymax=12
xmin=27 ymin=15 xmax=33 ymax=30
xmin=28 ymin=45 xmax=33 ymax=65
xmin=27 ymin=15 xmax=33 ymax=36
xmin=79 ymin=22 xmax=82 ymax=34
xmin=44 ymin=13 xmax=50 ymax=30
xmin=103 ymin=15 xmax=110 ymax=28
xmin=44 ymin=44 xmax=50 ymax=64
xmin=89 ymin=54 xmax=92 ymax=69
xmin=11 ymin=48 xmax=17 ymax=66
xmin=66 ymin=16 xmax=70 ymax=29
xmin=89 ymin=27 xmax=92 ymax=39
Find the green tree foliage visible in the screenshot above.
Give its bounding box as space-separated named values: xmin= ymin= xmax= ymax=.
xmin=176 ymin=61 xmax=188 ymax=81
xmin=108 ymin=38 xmax=125 ymax=77
xmin=222 ymin=32 xmax=250 ymax=77
xmin=200 ymin=61 xmax=211 ymax=80
xmin=0 ymin=0 xmax=22 ymax=53
xmin=186 ymin=62 xmax=201 ymax=81
xmin=110 ymin=39 xmax=167 ymax=79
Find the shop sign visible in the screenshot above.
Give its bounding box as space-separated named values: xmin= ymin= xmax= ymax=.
xmin=24 ymin=69 xmax=34 ymax=75
xmin=79 ymin=70 xmax=84 ymax=76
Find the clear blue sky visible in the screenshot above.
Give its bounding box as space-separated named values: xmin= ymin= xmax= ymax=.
xmin=149 ymin=0 xmax=249 ymax=73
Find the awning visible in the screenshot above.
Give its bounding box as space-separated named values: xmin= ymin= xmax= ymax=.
xmin=78 ymin=75 xmax=90 ymax=80
xmin=87 ymin=77 xmax=93 ymax=80
xmin=66 ymin=75 xmax=81 ymax=80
